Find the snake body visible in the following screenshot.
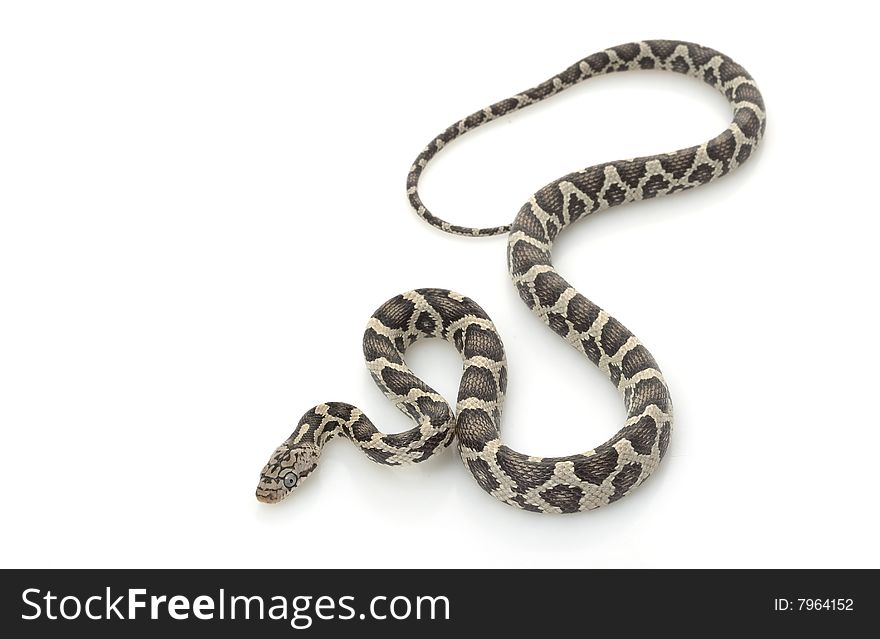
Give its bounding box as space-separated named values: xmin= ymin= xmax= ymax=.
xmin=256 ymin=40 xmax=765 ymax=513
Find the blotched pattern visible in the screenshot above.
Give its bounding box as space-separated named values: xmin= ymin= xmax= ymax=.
xmin=256 ymin=41 xmax=764 ymax=512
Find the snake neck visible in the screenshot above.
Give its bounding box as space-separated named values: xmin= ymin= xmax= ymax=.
xmin=289 ymin=402 xmax=360 ymax=449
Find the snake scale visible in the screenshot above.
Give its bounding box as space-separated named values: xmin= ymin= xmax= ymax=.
xmin=256 ymin=40 xmax=765 ymax=513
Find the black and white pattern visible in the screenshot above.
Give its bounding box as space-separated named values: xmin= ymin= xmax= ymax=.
xmin=256 ymin=41 xmax=765 ymax=513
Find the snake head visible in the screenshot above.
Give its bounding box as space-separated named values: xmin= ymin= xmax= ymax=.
xmin=255 ymin=439 xmax=321 ymax=504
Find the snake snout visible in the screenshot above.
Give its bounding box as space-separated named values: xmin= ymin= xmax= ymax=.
xmin=255 ymin=486 xmax=283 ymax=504
xmin=255 ymin=470 xmax=286 ymax=504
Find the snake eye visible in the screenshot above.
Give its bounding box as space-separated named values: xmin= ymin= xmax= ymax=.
xmin=283 ymin=473 xmax=298 ymax=489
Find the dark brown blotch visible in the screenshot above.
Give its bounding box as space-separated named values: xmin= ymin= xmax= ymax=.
xmin=659 ymin=147 xmax=697 ymax=179
xmin=458 ymin=366 xmax=498 ymax=403
xmin=363 ymin=328 xmax=403 ymax=364
xmin=613 ymin=160 xmax=648 ymax=189
xmin=584 ymin=51 xmax=610 ymax=72
xmin=734 ymin=106 xmax=761 ymax=139
xmin=508 ymin=240 xmax=551 ymax=277
xmin=621 ymin=344 xmax=657 ymax=379
xmin=648 ymin=40 xmax=678 ymax=61
xmin=534 ymin=184 xmax=564 ymax=215
xmin=373 ymin=295 xmax=415 ymax=330
xmin=381 ymin=368 xmax=431 ymax=396
xmin=495 ymin=447 xmax=554 ymax=490
xmin=628 ymin=376 xmax=671 ymax=416
xmin=512 ymin=209 xmax=546 ymax=241
xmin=602 ymin=183 xmax=627 ymax=207
xmin=571 ymin=445 xmax=619 ymax=485
xmin=642 ymin=174 xmax=670 ymax=199
xmin=599 ymin=316 xmax=631 ymax=357
xmin=463 ymin=324 xmax=504 ymax=361
xmin=456 ymin=408 xmax=498 ymax=452
xmin=611 ymin=42 xmax=640 ymax=63
xmin=539 ymin=484 xmax=584 ymax=513
xmin=658 ymin=422 xmax=671 ymax=459
xmin=414 ymin=311 xmax=437 ymax=337
xmin=608 ymin=462 xmax=643 ymax=502
xmin=532 ymin=270 xmax=569 ymax=308
xmin=734 ymin=83 xmax=764 ymax=110
xmin=416 ymin=396 xmax=451 ymax=427
xmin=624 ymin=415 xmax=658 ymax=455
xmin=325 ymin=402 xmax=353 ymax=422
xmin=349 ymin=414 xmax=376 ymax=442
xmin=567 ymin=293 xmax=600 ymax=333
xmin=490 ymin=97 xmax=519 ymax=116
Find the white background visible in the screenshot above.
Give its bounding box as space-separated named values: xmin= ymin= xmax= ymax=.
xmin=1 ymin=1 xmax=877 ymax=569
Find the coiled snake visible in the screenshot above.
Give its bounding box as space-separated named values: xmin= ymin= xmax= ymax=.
xmin=256 ymin=40 xmax=765 ymax=513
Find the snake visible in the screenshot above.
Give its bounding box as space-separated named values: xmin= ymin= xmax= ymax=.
xmin=256 ymin=40 xmax=765 ymax=513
